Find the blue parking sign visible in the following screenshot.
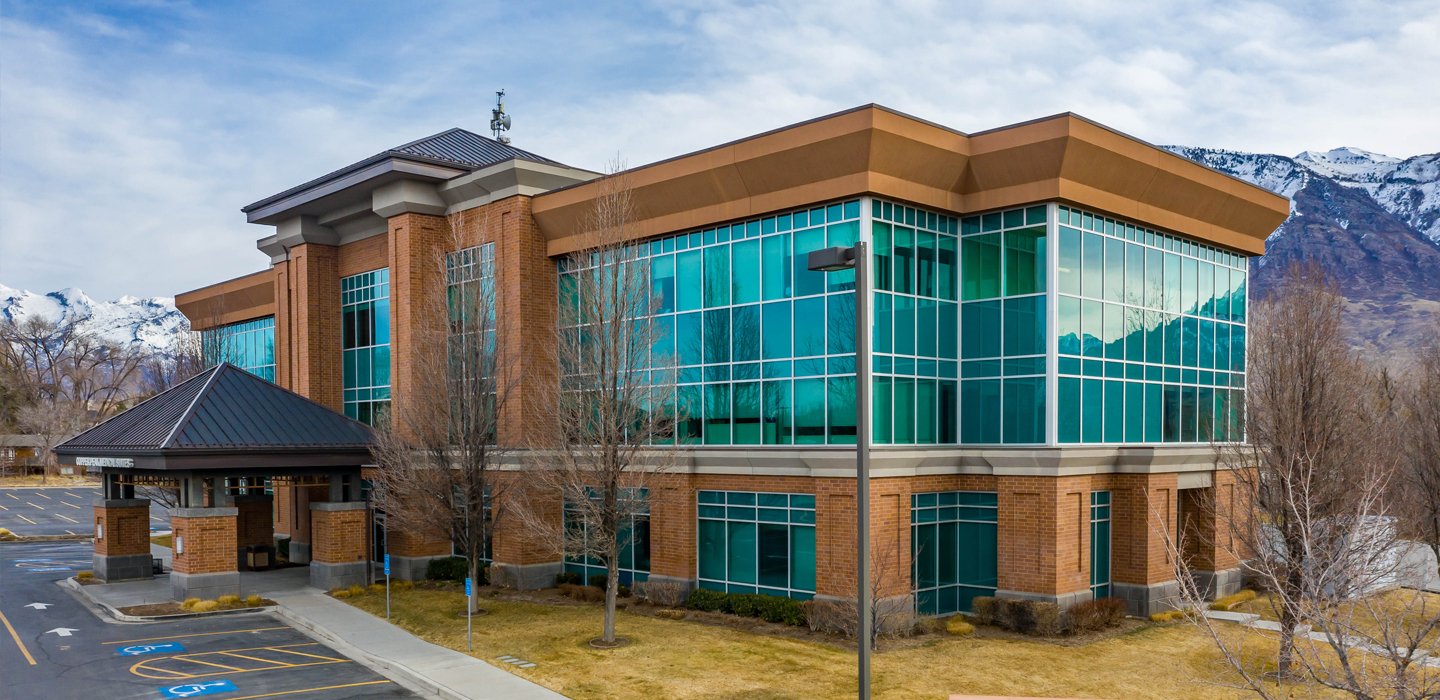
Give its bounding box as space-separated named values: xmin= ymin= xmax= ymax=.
xmin=465 ymin=577 xmax=472 ymax=596
xmin=159 ymin=679 xmax=236 ymax=698
xmin=383 ymin=553 xmax=391 ymax=576
xmin=117 ymin=642 xmax=185 ymax=656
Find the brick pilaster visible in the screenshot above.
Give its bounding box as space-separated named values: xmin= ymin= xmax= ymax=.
xmin=995 ymin=474 xmax=1094 ymax=604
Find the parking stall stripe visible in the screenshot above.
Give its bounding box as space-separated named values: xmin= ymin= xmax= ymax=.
xmin=28 ymin=503 xmax=44 ymax=510
xmin=175 ymin=657 xmax=247 ymax=672
xmin=218 ymin=651 xmax=296 ymax=667
xmin=61 ymin=501 xmax=80 ymax=509
xmin=54 ymin=513 xmax=78 ymax=524
xmin=32 ymin=492 xmax=51 ymax=499
xmin=16 ymin=514 xmax=36 ymax=525
xmin=5 ymin=493 xmax=18 ymax=499
xmin=222 ymin=680 xmax=393 ymax=700
xmin=263 ymin=647 xmax=347 ymax=662
xmin=103 ymin=626 xmax=290 ymax=645
xmin=63 ymin=492 xmax=81 ymax=499
xmin=0 ymin=610 xmax=38 ymax=666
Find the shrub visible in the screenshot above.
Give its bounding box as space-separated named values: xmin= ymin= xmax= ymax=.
xmin=655 ymin=609 xmax=686 ymax=620
xmin=945 ymin=617 xmax=975 ymax=636
xmin=425 ymin=556 xmax=471 ymax=583
xmin=332 ymin=590 xmax=351 ymax=599
xmin=989 ymin=599 xmax=1062 ymax=636
xmin=635 ymin=580 xmax=688 ymax=607
xmin=588 ymin=574 xmax=609 ymax=590
xmin=970 ymin=596 xmax=997 ymax=626
xmin=685 ymin=588 xmax=727 ymax=613
xmin=76 ymin=571 xmax=94 ymax=581
xmin=726 ymin=593 xmax=762 ymax=617
xmin=0 ymin=528 xmax=17 ymax=541
xmin=190 ymin=600 xmax=219 ymax=612
xmin=555 ymin=571 xmax=583 ymax=586
xmin=804 ymin=599 xmax=856 ymax=636
xmin=1031 ymin=601 xmax=1063 ymax=636
xmin=1150 ymin=609 xmax=1189 ymax=623
xmin=244 ymin=595 xmax=263 ymax=607
xmin=1209 ymin=589 xmax=1258 ymax=611
xmin=755 ymin=596 xmax=806 ymax=626
xmin=559 ymin=583 xmax=605 ymax=602
xmin=1068 ymin=598 xmax=1127 ymax=633
xmin=394 ymin=580 xmax=414 ymax=591
xmin=368 ymin=584 xmax=386 ymax=595
xmin=216 ymin=594 xmax=241 ymax=607
xmin=346 ymin=584 xmax=366 ymax=597
xmin=180 ymin=598 xmax=201 ymax=610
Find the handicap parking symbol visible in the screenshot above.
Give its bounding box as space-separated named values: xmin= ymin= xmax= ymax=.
xmin=159 ymin=679 xmax=236 ymax=698
xmin=117 ymin=642 xmax=185 ymax=656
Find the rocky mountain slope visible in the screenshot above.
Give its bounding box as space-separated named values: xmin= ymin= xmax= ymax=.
xmin=1168 ymin=146 xmax=1440 ymax=366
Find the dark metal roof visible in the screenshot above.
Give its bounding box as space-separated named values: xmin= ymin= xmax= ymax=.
xmin=57 ymin=363 xmax=374 ymax=455
xmin=242 ymin=128 xmax=562 ymax=214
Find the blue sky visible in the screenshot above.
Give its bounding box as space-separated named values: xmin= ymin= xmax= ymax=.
xmin=2 ymin=0 xmax=1437 ymax=299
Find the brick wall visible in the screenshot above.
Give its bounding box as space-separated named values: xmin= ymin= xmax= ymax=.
xmin=1110 ymin=472 xmax=1179 ymax=586
xmin=388 ymin=526 xmax=452 ymax=557
xmin=1179 ymin=470 xmax=1243 ymax=572
xmin=171 ymin=512 xmax=238 ymax=575
xmin=386 ymin=212 xmax=449 ymax=430
xmin=340 ymin=232 xmax=390 ymax=277
xmin=311 ymin=507 xmax=368 ymax=565
xmin=278 ymin=243 xmax=342 ymax=410
xmin=94 ymin=503 xmax=149 ymax=557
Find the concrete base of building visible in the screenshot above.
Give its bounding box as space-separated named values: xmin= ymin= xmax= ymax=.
xmin=389 ymin=554 xmax=445 ymax=582
xmin=996 ymin=588 xmax=1094 ymax=610
xmin=309 ymin=561 xmax=368 ymax=591
xmin=640 ymin=574 xmax=695 ymax=598
xmin=1193 ymin=568 xmax=1244 ymax=599
xmin=94 ymin=553 xmax=154 ymax=582
xmin=171 ymin=571 xmax=240 ymax=600
xmin=1114 ymin=580 xmax=1182 ymax=617
xmin=288 ymin=541 xmax=311 ymax=565
xmin=493 ymin=560 xmax=562 ymax=590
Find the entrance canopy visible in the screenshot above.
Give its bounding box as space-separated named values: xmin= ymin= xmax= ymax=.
xmin=57 ymin=362 xmax=375 ymax=473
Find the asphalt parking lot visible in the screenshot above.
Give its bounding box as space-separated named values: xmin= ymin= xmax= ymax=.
xmin=0 ymin=540 xmax=413 ymax=700
xmin=0 ymin=486 xmax=170 ymax=537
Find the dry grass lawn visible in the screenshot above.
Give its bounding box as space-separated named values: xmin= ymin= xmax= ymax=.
xmin=343 ymin=586 xmax=1348 ymax=699
xmin=0 ymin=474 xmax=98 ymax=487
xmin=1233 ymin=589 xmax=1440 ymax=649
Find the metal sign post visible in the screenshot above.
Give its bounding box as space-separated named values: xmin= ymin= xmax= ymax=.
xmin=464 ymin=576 xmax=473 ymax=652
xmin=383 ymin=553 xmax=391 ymax=620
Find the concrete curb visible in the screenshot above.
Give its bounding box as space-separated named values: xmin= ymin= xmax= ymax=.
xmin=0 ymin=535 xmax=93 ymax=544
xmin=62 ymin=577 xmax=274 ymax=623
xmin=270 ymin=603 xmax=462 ymax=700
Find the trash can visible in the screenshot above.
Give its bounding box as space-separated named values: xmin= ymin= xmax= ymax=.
xmin=245 ymin=545 xmax=272 ymax=571
xmin=152 ymin=557 xmax=164 ymax=575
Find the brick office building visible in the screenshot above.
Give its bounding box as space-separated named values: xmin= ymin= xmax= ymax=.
xmin=176 ymin=105 xmax=1288 ymax=616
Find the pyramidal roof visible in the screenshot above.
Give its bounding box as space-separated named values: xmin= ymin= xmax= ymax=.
xmin=58 ymin=363 xmax=374 ymax=454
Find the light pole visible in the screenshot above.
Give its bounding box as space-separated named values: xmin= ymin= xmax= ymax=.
xmin=808 ymin=240 xmax=871 ymax=700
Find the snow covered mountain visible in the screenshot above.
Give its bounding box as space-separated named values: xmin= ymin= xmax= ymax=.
xmin=1167 ymin=145 xmax=1440 ymax=364
xmin=0 ymin=284 xmax=189 ymax=351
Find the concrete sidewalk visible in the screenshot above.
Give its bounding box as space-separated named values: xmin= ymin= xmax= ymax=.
xmin=270 ymin=588 xmax=567 ymax=700
xmin=72 ymin=570 xmax=566 ymax=700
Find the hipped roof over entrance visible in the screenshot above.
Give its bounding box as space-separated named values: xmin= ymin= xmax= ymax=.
xmin=55 ymin=363 xmax=375 ymax=472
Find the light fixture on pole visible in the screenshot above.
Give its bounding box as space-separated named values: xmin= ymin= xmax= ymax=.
xmin=807 ymin=240 xmax=871 ymax=700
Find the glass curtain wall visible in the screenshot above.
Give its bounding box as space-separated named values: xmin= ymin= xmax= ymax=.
xmin=557 ymin=200 xmax=862 ymax=445
xmin=911 ymin=491 xmax=998 ymax=615
xmin=341 ymin=269 xmax=391 ymax=425
xmin=871 ymin=200 xmax=1046 ymax=445
xmin=564 ymin=488 xmax=651 ymax=585
xmin=200 ymin=316 xmax=276 ymax=381
xmin=1055 ymin=205 xmax=1248 ymax=444
xmin=697 ymin=491 xmax=816 ymax=599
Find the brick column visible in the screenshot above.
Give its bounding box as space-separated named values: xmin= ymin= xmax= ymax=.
xmin=490 ymin=477 xmax=563 ymax=589
xmin=1111 ymin=472 xmax=1180 ymax=615
xmin=386 ymin=211 xmax=449 ymax=432
xmin=309 ymin=501 xmax=368 ymax=590
xmin=647 ymin=473 xmax=697 ymax=591
xmin=288 ymin=485 xmax=317 ymax=563
xmin=1179 ymin=471 xmax=1243 ymax=598
xmin=170 ymin=507 xmax=240 ymax=600
xmin=278 ymin=242 xmax=341 ymax=410
xmin=92 ymin=498 xmax=152 ymax=581
xmin=995 ymin=474 xmax=1094 ymax=609
xmin=386 ymin=527 xmax=451 ymax=581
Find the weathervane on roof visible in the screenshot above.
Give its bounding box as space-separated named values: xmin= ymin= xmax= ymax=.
xmin=491 ymin=90 xmax=512 ymax=145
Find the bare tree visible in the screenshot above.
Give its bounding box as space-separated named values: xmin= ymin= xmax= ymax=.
xmin=517 ymin=163 xmax=677 ymax=646
xmin=370 ymin=209 xmax=514 ymax=611
xmin=1 ymin=315 xmax=146 ymax=481
xmin=1163 ymin=266 xmax=1439 ymax=698
xmin=1400 ymin=323 xmax=1440 ymax=580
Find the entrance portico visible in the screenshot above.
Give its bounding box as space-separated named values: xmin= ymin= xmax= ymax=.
xmin=56 ymin=363 xmax=377 ymax=600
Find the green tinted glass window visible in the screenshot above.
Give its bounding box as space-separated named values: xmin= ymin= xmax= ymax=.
xmin=793 ymin=297 xmax=825 ymax=357
xmin=938 ymin=236 xmax=958 ymax=300
xmin=1005 ymin=227 xmax=1046 ymax=295
xmin=677 ymin=250 xmax=702 ymax=311
xmin=962 ymin=234 xmax=1002 ymax=300
xmin=763 ymin=380 xmax=792 ymax=444
xmin=961 ymin=300 xmax=1001 ymax=359
xmin=794 ymin=378 xmax=826 ymax=444
xmin=961 ymin=379 xmax=1001 ymax=443
xmin=872 ymin=223 xmax=892 ymax=292
xmin=828 ymin=377 xmax=856 ymax=444
xmin=1003 ymin=296 xmax=1044 ymax=356
xmin=893 ymin=226 xmax=915 ymax=294
xmin=733 ymin=239 xmax=760 ymax=304
xmin=1081 ymin=232 xmax=1104 ymax=299
xmin=705 ymin=384 xmax=731 ymax=444
xmin=1002 ymin=377 xmax=1044 ymax=444
xmin=1104 ymin=238 xmax=1125 ymax=302
xmin=894 ymin=378 xmax=915 ymax=444
xmin=1058 ymin=227 xmax=1081 ymax=296
xmin=793 ymin=228 xmax=826 ymax=297
xmin=762 ymin=233 xmax=791 ymax=300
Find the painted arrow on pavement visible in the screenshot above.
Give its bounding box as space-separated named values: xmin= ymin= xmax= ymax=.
xmin=46 ymin=628 xmax=78 ymax=637
xmin=24 ymin=603 xmax=52 ymax=610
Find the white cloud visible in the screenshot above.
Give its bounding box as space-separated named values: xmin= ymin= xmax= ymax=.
xmin=0 ymin=0 xmax=1436 ymax=299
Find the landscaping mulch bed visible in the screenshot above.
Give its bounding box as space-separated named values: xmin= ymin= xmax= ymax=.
xmin=118 ymin=600 xmax=276 ymax=617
